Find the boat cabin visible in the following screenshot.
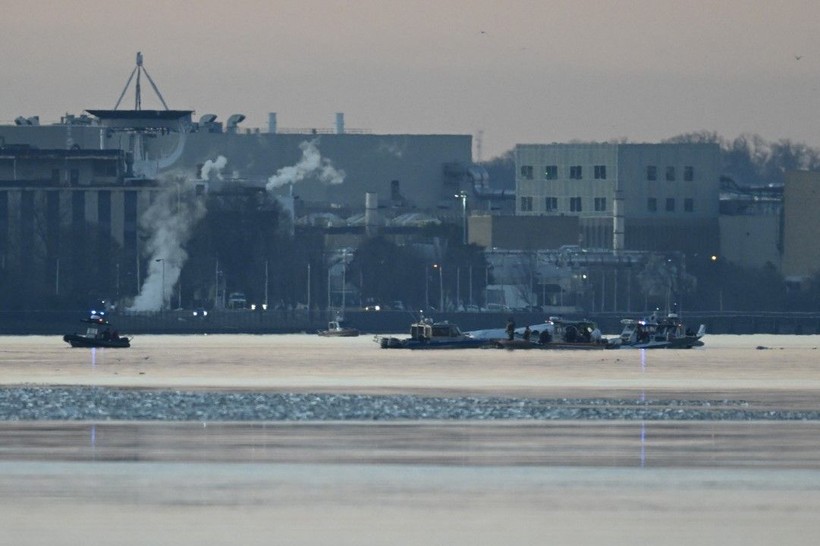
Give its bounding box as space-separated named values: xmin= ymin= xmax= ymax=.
xmin=409 ymin=319 xmax=462 ymax=341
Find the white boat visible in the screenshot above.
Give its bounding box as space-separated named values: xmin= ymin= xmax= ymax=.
xmin=317 ymin=319 xmax=360 ymax=337
xmin=615 ymin=312 xmax=705 ymax=349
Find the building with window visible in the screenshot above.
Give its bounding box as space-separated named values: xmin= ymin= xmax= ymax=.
xmin=782 ymin=170 xmax=820 ymax=284
xmin=514 ymin=143 xmax=720 ymax=255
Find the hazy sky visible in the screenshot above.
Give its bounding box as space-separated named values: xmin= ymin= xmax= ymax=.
xmin=2 ymin=0 xmax=819 ymax=159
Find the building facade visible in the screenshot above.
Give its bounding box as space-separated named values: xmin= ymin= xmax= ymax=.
xmin=514 ymin=143 xmax=721 ymax=255
xmin=782 ymin=170 xmax=820 ymax=282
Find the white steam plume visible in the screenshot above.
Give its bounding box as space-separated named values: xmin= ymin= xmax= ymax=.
xmin=201 ymin=155 xmax=227 ymax=180
xmin=128 ymin=178 xmax=208 ymax=312
xmin=266 ymin=139 xmax=345 ymax=191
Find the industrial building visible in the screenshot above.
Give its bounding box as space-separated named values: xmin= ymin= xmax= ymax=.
xmin=513 ymin=142 xmax=721 ymax=256
xmin=782 ymin=170 xmax=820 ymax=284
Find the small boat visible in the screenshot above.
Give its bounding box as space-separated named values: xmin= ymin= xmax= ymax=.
xmin=615 ymin=312 xmax=705 ymax=349
xmin=377 ymin=317 xmax=488 ymax=349
xmin=63 ymin=314 xmax=131 ymax=348
xmin=317 ymin=318 xmax=360 ymax=337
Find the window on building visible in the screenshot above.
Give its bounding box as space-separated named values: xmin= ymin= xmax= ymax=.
xmin=666 ymin=197 xmax=675 ymax=212
xmin=570 ymin=197 xmax=582 ymax=212
xmin=69 ymin=169 xmax=79 ymax=185
xmin=684 ymin=166 xmax=694 ymax=181
xmin=594 ymin=165 xmax=607 ymax=179
xmin=51 ymin=169 xmax=60 ymax=182
xmin=93 ymin=159 xmax=117 ymax=177
xmin=520 ymin=165 xmax=534 ymax=180
xmin=647 ymin=197 xmax=657 ymax=212
xmin=545 ymin=197 xmax=558 ymax=211
xmin=569 ymin=166 xmax=583 ymax=179
xmin=520 ymin=196 xmax=533 ymax=211
xmin=545 ymin=165 xmax=558 ymax=179
xmin=684 ymin=198 xmax=694 ymax=212
xmin=647 ymin=165 xmax=657 ymax=181
xmin=666 ymin=166 xmax=676 ymax=181
xmin=594 ymin=197 xmax=607 ymax=211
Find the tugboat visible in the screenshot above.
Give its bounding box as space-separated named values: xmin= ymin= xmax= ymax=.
xmin=63 ymin=313 xmax=131 ymax=348
xmin=377 ymin=316 xmax=488 ymax=349
xmin=615 ymin=312 xmax=705 ymax=349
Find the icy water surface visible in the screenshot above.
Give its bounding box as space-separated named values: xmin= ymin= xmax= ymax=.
xmin=1 ymin=334 xmax=820 ymax=545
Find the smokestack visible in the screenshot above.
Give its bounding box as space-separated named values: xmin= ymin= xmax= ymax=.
xmin=365 ymin=192 xmax=379 ymax=236
xmin=336 ymin=113 xmax=345 ymax=135
xmin=268 ymin=112 xmax=277 ymax=134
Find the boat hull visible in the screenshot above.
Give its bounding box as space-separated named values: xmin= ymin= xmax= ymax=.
xmin=317 ymin=329 xmax=360 ymax=337
xmin=492 ymin=339 xmax=612 ymax=350
xmin=619 ymin=336 xmax=703 ymax=349
xmin=63 ymin=334 xmax=130 ymax=348
xmin=378 ymin=336 xmax=488 ymax=349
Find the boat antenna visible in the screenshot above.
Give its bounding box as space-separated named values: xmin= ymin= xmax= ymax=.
xmin=114 ymin=52 xmax=170 ymax=111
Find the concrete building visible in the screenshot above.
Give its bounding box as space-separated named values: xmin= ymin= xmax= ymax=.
xmin=782 ymin=170 xmax=820 ymax=283
xmin=514 ymin=143 xmax=721 ymax=256
xmin=468 ymin=213 xmax=578 ymax=250
xmin=719 ymin=214 xmax=782 ymax=270
xmin=0 ymin=115 xmax=475 ymax=212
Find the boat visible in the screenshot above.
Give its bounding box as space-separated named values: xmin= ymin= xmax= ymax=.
xmin=63 ymin=313 xmax=131 ymax=348
xmin=377 ymin=317 xmax=489 ymax=349
xmin=317 ymin=318 xmax=360 ymax=337
xmin=486 ymin=317 xmax=614 ymax=350
xmin=614 ymin=312 xmax=705 ymax=349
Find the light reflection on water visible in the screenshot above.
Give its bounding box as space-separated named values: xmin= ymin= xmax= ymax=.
xmin=2 ymin=420 xmax=818 ymax=470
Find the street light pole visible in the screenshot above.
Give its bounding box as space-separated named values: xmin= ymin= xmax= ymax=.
xmin=341 ymin=249 xmax=347 ymax=314
xmin=155 ymin=258 xmax=165 ymax=310
xmin=265 ymin=260 xmax=269 ymax=310
xmin=425 ymin=265 xmax=429 ymax=311
xmin=455 ymin=191 xmax=468 ymax=245
xmin=434 ymin=263 xmax=443 ymax=311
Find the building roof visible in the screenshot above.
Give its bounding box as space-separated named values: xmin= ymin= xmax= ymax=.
xmin=86 ymin=109 xmax=193 ymax=131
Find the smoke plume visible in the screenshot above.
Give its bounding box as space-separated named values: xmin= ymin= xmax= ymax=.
xmin=200 ymin=155 xmax=227 ymax=180
xmin=266 ymin=139 xmax=345 ymax=191
xmin=128 ymin=178 xmax=208 ymax=312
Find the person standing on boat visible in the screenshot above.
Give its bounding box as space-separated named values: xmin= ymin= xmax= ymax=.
xmin=505 ymin=317 xmax=516 ymax=340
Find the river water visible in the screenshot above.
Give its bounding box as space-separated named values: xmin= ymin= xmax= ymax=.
xmin=1 ymin=334 xmax=820 ymax=545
